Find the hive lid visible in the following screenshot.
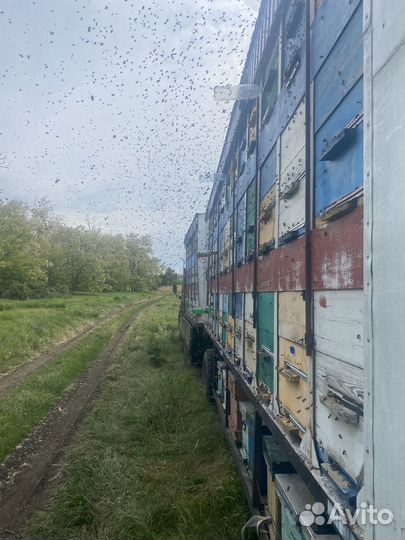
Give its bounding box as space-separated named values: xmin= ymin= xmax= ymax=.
xmin=275 ymin=473 xmax=314 ymax=518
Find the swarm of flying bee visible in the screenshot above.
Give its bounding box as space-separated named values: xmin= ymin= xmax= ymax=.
xmin=0 ymin=0 xmax=259 ymax=268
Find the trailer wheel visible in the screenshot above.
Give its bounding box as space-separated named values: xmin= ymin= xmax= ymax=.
xmin=201 ymin=349 xmax=215 ymax=400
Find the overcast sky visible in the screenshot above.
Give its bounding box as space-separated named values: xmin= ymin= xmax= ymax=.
xmin=0 ymin=0 xmax=259 ymax=271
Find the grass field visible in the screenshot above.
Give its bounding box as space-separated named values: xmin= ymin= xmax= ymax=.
xmin=0 ymin=301 xmax=151 ymax=463
xmin=28 ymin=296 xmax=249 ymax=540
xmin=0 ymin=292 xmax=153 ymax=376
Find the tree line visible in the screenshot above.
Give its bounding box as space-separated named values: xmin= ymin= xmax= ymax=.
xmin=0 ymin=198 xmax=167 ymax=299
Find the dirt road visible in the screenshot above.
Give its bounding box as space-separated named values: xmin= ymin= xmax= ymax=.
xmin=0 ymin=299 xmax=154 ymax=538
xmin=0 ymin=298 xmax=151 ymax=398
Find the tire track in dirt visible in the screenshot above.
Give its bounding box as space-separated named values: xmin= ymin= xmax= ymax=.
xmin=0 ymin=298 xmax=152 ymax=397
xmin=0 ymin=298 xmax=156 ymax=538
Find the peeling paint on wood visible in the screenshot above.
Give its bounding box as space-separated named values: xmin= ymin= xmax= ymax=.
xmin=235 ymin=261 xmax=254 ymax=292
xmin=218 ymin=272 xmax=233 ymax=293
xmin=312 ymin=205 xmax=363 ymax=290
xmin=257 ymin=236 xmax=305 ymax=291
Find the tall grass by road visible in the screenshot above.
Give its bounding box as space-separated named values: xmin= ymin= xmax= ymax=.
xmin=0 ymin=292 xmax=152 ymax=376
xmin=29 ymin=297 xmax=249 ymax=540
xmin=0 ymin=300 xmax=152 ymax=462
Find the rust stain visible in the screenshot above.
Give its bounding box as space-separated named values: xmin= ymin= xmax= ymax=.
xmin=235 ymin=261 xmax=254 ymax=292
xmin=211 ymin=205 xmax=363 ymax=294
xmin=312 ymin=205 xmax=363 ymax=290
xmin=218 ymin=272 xmax=232 ymax=293
xmin=257 ymin=236 xmax=306 ymax=292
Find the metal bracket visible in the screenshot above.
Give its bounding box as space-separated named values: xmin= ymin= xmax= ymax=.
xmin=280 ymin=171 xmax=304 ymax=200
xmin=279 ymin=365 xmax=300 ymax=383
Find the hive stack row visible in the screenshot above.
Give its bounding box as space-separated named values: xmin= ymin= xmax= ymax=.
xmin=180 ymin=1 xmax=405 ymax=539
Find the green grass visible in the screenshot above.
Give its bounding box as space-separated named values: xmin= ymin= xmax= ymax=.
xmin=28 ymin=297 xmax=249 ymax=540
xmin=0 ymin=292 xmax=153 ymax=376
xmin=0 ymin=302 xmax=150 ymax=463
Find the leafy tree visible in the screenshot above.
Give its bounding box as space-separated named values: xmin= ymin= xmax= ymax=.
xmin=0 ymin=199 xmax=163 ymax=299
xmin=160 ymin=267 xmax=179 ymax=287
xmin=0 ymin=200 xmax=49 ymax=299
xmin=98 ymin=234 xmax=131 ymax=291
xmin=126 ymin=234 xmax=161 ymax=292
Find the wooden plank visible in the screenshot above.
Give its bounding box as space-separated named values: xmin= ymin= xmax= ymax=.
xmin=314 ymin=4 xmax=363 ymax=131
xmin=235 ymin=317 xmax=244 ymax=360
xmin=279 ymin=100 xmax=305 ymax=240
xmin=245 ymin=292 xmax=254 ymax=324
xmin=311 ymin=0 xmax=362 ymax=78
xmin=314 ymin=289 xmax=363 ymax=368
xmin=282 ymin=0 xmax=305 ymax=75
xmin=314 ymin=79 xmax=363 ymax=217
xmin=257 ymin=292 xmax=275 ymax=391
xmin=278 ymin=351 xmax=310 ymax=435
xmin=257 ymin=236 xmax=306 ymax=292
xmin=279 ymin=174 xmax=305 ymax=241
xmin=235 ymin=261 xmax=254 ymax=292
xmin=312 ymin=205 xmax=363 ymax=290
xmin=315 ymin=352 xmax=364 ymax=481
xmin=280 ymin=99 xmax=305 ymax=175
xmin=235 ymin=293 xmax=244 ymax=319
xmin=235 ymin=151 xmax=256 ymax=204
xmin=259 ymin=184 xmax=276 ymax=254
xmin=222 ymin=220 xmax=231 ymax=272
xmin=210 ymin=206 xmax=363 ymax=298
xmin=259 ymin=68 xmax=305 ymax=168
xmin=257 ymin=292 xmax=275 ymax=350
xmin=278 ymin=292 xmax=306 ymax=343
xmin=236 ymin=194 xmax=246 ymax=266
xmin=227 ymin=314 xmax=234 ymax=350
xmin=218 ymin=272 xmax=233 ymax=293
xmin=260 ymin=145 xmax=277 ymax=200
xmin=244 ymin=294 xmax=256 ymax=376
xmin=279 ymin=337 xmax=307 ymax=374
xmin=257 ymin=353 xmax=274 ymax=395
xmin=246 ymin=180 xmax=257 ymax=259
